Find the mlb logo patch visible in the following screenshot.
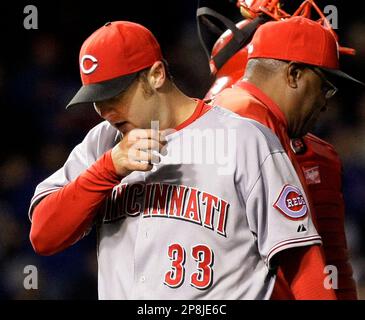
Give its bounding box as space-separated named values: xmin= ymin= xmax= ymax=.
xmin=274 ymin=185 xmax=308 ymax=220
xmin=303 ymin=166 xmax=321 ymax=185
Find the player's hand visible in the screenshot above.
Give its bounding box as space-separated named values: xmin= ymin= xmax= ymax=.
xmin=111 ymin=129 xmax=168 ymax=177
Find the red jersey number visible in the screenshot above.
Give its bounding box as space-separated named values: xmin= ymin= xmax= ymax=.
xmin=164 ymin=243 xmax=214 ymax=289
xmin=191 ymin=244 xmax=214 ymax=289
xmin=164 ymin=243 xmax=185 ymax=288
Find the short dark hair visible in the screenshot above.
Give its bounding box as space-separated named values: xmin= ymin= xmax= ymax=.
xmin=245 ymin=58 xmax=287 ymax=79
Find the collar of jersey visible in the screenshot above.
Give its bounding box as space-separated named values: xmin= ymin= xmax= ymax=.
xmin=234 ymin=80 xmax=288 ymax=128
xmin=115 ymin=99 xmax=211 ymax=142
xmin=174 ymin=99 xmax=212 ymax=131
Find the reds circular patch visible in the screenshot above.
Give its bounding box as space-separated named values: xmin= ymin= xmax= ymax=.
xmin=274 ymin=185 xmax=308 ymax=220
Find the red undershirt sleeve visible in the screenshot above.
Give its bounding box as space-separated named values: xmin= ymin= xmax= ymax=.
xmin=278 ymin=245 xmax=337 ymax=300
xmin=30 ymin=150 xmax=121 ymax=255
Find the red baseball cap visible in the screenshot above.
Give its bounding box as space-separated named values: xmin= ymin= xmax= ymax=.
xmin=66 ymin=21 xmax=163 ymax=108
xmin=247 ymin=17 xmax=364 ymax=85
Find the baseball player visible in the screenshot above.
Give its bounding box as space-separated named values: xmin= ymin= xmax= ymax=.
xmin=29 ymin=21 xmax=335 ymax=299
xmin=199 ymin=1 xmax=362 ymax=299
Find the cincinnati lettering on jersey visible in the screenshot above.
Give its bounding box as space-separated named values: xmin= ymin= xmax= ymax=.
xmin=101 ymin=183 xmax=229 ymax=237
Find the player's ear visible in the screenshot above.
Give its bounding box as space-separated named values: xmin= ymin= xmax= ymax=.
xmin=286 ymin=62 xmax=305 ymax=89
xmin=147 ymin=61 xmax=166 ymax=89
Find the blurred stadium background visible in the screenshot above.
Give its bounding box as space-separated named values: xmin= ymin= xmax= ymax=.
xmin=0 ymin=0 xmax=364 ymax=299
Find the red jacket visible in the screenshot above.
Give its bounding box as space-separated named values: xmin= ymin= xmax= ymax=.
xmin=213 ymin=80 xmax=357 ymax=300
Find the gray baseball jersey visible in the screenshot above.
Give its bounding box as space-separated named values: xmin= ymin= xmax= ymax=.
xmin=29 ymin=106 xmax=321 ymax=299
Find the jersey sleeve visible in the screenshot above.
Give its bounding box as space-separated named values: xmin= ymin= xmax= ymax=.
xmin=233 ymin=120 xmax=322 ymax=270
xmin=28 ymin=121 xmax=120 ymax=219
xmin=245 ymin=150 xmax=322 ymax=269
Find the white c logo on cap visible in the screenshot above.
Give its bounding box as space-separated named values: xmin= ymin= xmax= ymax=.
xmin=80 ymin=55 xmax=98 ymax=74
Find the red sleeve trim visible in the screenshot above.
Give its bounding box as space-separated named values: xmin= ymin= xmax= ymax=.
xmin=267 ymin=235 xmax=322 ymax=267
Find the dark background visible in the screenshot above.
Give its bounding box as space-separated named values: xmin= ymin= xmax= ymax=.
xmin=0 ymin=0 xmax=364 ymax=299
